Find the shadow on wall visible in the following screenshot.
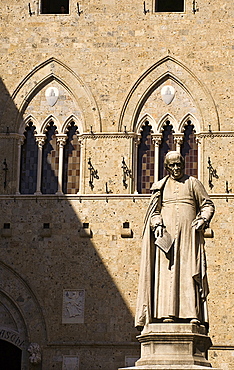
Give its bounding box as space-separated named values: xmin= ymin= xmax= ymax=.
xmin=0 ymin=78 xmax=24 ymax=194
xmin=0 ymin=78 xmax=20 ymax=133
xmin=0 ymin=78 xmax=140 ymax=370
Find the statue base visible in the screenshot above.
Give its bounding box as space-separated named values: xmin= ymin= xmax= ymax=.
xmin=119 ymin=323 xmax=222 ymax=369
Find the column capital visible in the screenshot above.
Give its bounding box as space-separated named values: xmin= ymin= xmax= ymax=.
xmin=133 ymin=135 xmax=141 ymax=146
xmin=56 ymin=134 xmax=67 ymax=147
xmin=195 ymin=135 xmax=201 ymax=145
xmin=152 ymin=134 xmax=162 ymax=146
xmin=17 ymin=135 xmax=25 ymax=146
xmin=173 ymin=134 xmax=184 ymax=146
xmin=77 ymin=136 xmax=85 ymax=146
xmin=34 ymin=134 xmax=46 ymax=148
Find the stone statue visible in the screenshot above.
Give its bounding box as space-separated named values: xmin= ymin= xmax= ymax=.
xmin=135 ymin=151 xmax=215 ymax=330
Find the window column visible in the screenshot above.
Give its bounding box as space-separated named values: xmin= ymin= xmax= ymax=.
xmin=34 ymin=134 xmax=46 ymax=195
xmin=174 ymin=134 xmax=184 ymax=152
xmin=56 ymin=134 xmax=67 ymax=195
xmin=77 ymin=137 xmax=84 ymax=194
xmin=16 ymin=136 xmax=25 ymax=195
xmin=133 ymin=136 xmax=141 ymax=194
xmin=152 ymin=135 xmax=162 ymax=183
xmin=196 ymin=135 xmax=201 ymax=180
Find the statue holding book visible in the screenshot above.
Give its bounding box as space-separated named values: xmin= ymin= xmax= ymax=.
xmin=135 ymin=151 xmax=215 ymax=330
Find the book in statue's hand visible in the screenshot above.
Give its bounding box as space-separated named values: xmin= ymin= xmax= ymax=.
xmin=155 ymin=229 xmax=173 ymax=253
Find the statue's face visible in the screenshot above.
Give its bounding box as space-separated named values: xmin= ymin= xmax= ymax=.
xmin=166 ymin=155 xmax=184 ymax=179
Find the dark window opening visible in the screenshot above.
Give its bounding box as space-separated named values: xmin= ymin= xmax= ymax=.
xmin=137 ymin=122 xmax=155 ymax=194
xmin=41 ymin=0 xmax=69 ymax=14
xmin=62 ymin=122 xmax=80 ymax=194
xmin=43 ymin=223 xmax=50 ymax=229
xmin=83 ymin=223 xmax=89 ymax=229
xmin=156 ymin=0 xmax=184 ymax=12
xmin=20 ymin=121 xmax=38 ymax=195
xmin=158 ymin=121 xmax=175 ymax=180
xmin=123 ymin=222 xmax=130 ymax=229
xmin=41 ymin=122 xmax=58 ymax=194
xmin=181 ymin=121 xmax=198 ymax=178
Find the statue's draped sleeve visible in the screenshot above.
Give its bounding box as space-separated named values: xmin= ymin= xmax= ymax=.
xmin=135 ymin=176 xmax=168 ymax=327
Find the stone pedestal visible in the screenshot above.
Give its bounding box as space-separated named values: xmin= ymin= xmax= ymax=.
xmin=119 ymin=323 xmax=222 ymax=370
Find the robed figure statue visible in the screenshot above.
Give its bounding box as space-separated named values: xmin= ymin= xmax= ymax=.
xmin=135 ymin=151 xmax=215 ymax=329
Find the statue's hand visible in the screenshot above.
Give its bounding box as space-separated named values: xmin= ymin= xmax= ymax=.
xmin=154 ymin=224 xmax=164 ymax=238
xmin=191 ymin=218 xmax=206 ymax=230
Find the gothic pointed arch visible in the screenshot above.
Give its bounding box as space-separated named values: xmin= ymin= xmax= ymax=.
xmin=179 ymin=113 xmax=200 ymax=133
xmin=24 ymin=115 xmax=39 ymax=134
xmin=157 ymin=113 xmax=178 ymax=133
xmin=119 ymin=56 xmax=219 ymax=133
xmin=0 ymin=262 xmax=47 ymax=344
xmin=41 ymin=115 xmax=59 ymax=134
xmin=4 ymin=58 xmax=101 ymax=133
xmin=136 ymin=114 xmax=157 ymax=135
xmin=61 ymin=114 xmax=83 ymax=134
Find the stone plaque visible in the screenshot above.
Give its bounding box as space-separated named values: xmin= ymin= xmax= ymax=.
xmin=63 ymin=356 xmax=79 ymax=370
xmin=62 ymin=290 xmax=85 ymax=324
xmin=45 ymin=86 xmax=59 ymax=106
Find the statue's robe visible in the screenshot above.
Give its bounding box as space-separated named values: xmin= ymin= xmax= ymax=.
xmin=135 ymin=174 xmax=215 ymax=327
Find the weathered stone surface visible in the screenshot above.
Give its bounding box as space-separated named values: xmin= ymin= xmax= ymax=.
xmin=0 ymin=0 xmax=233 ymax=369
xmin=136 ymin=324 xmax=212 ymax=367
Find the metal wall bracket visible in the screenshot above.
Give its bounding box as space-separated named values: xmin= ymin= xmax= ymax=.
xmin=207 ymin=157 xmax=218 ymax=189
xmin=28 ymin=3 xmax=35 ymax=16
xmin=88 ymin=158 xmax=99 ymax=190
xmin=192 ymin=0 xmax=199 ymax=13
xmin=122 ymin=158 xmax=132 ymax=189
xmin=143 ymin=1 xmax=149 ymax=14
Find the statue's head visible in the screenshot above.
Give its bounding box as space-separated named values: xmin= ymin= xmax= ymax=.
xmin=164 ymin=151 xmax=185 ymax=180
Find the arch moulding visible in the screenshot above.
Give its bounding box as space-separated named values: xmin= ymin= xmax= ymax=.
xmin=0 ymin=262 xmax=47 ymax=346
xmin=4 ymin=58 xmax=101 ymax=134
xmin=119 ymin=56 xmax=219 ymax=133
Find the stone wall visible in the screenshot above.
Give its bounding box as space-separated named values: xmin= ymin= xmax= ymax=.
xmin=0 ymin=0 xmax=233 ymax=368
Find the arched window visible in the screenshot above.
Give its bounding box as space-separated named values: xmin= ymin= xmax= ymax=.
xmin=137 ymin=122 xmax=155 ymax=194
xmin=158 ymin=121 xmax=175 ymax=180
xmin=20 ymin=122 xmax=38 ymax=194
xmin=181 ymin=121 xmax=198 ymax=177
xmin=41 ymin=122 xmax=59 ymax=194
xmin=135 ymin=116 xmax=200 ymax=193
xmin=62 ymin=122 xmax=80 ymax=194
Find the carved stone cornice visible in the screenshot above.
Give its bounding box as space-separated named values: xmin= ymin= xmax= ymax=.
xmin=0 ymin=193 xmax=232 ymax=201
xmin=78 ymin=132 xmax=136 ymax=140
xmin=0 ymin=133 xmax=24 ymax=140
xmin=197 ymin=131 xmax=234 ymax=138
